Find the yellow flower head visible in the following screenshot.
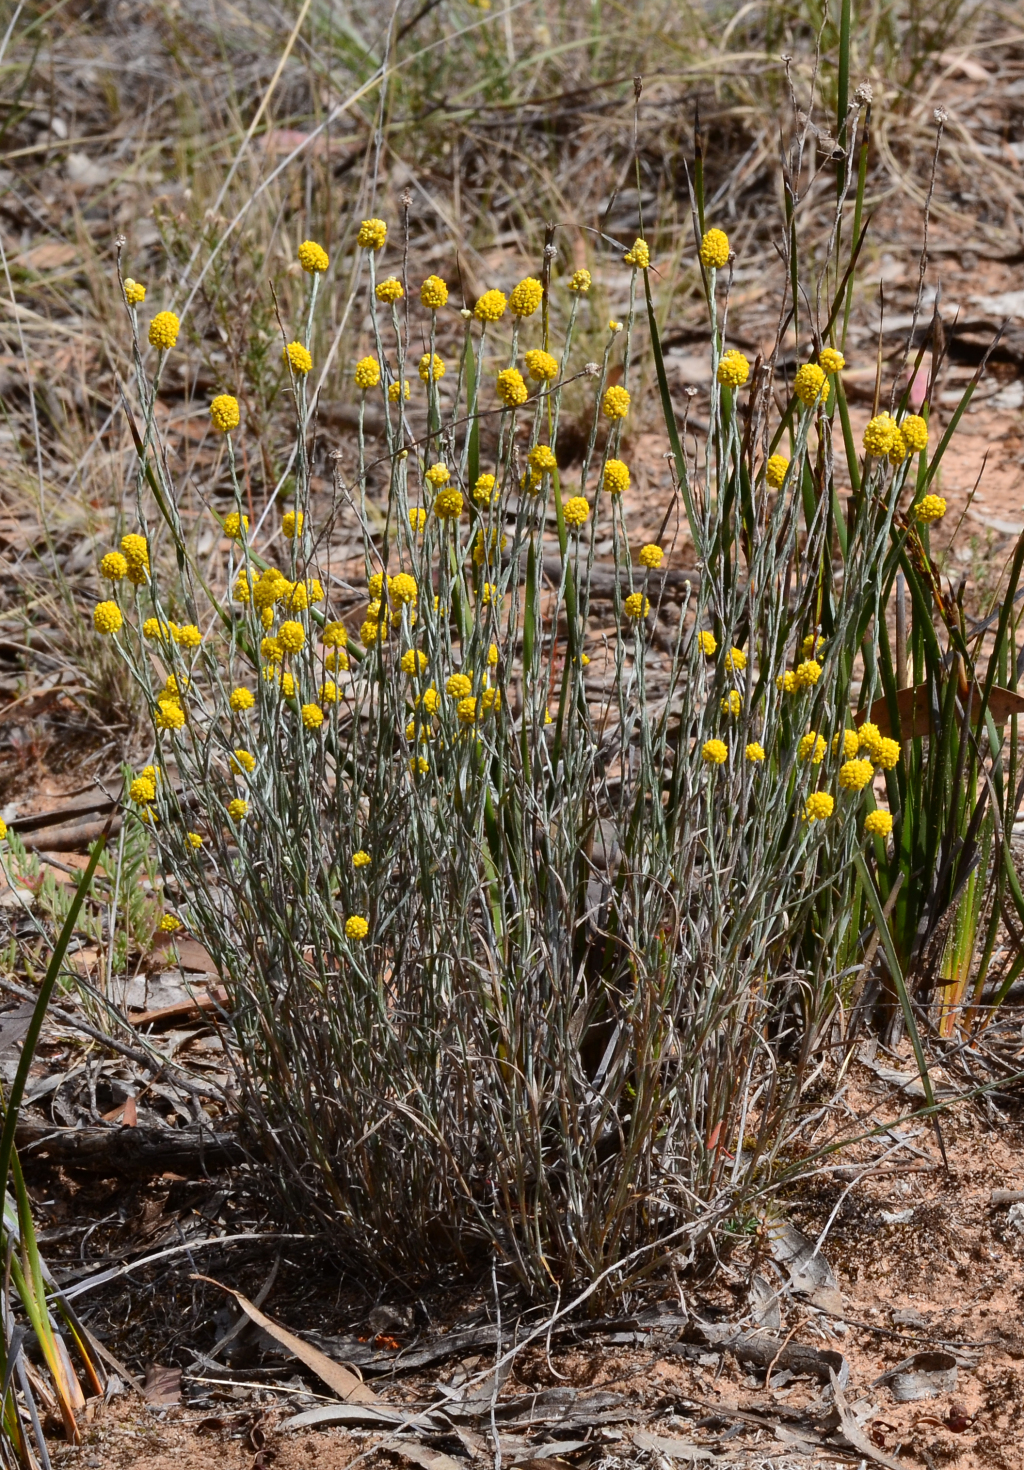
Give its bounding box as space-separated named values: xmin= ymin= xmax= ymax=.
xmin=888 ymin=431 xmax=908 ymax=467
xmin=833 ymin=728 xmax=860 ymax=761
xmin=284 ymin=341 xmax=312 ymax=375
xmin=325 ymin=647 xmax=350 ymax=672
xmin=777 ymin=671 xmax=796 ymax=693
xmin=819 ymin=347 xmax=845 ymax=374
xmin=697 ymin=631 xmax=717 ymax=656
xmin=230 ymin=687 xmax=255 ymax=712
xmin=425 ymin=462 xmax=450 ymax=488
xmin=279 ymin=671 xmax=296 ymax=698
xmin=725 ymin=646 xmax=746 ymax=672
xmin=93 ymin=600 xmax=123 ymax=635
xmin=228 ymin=797 xmax=248 ymax=821
xmin=123 ymin=278 xmax=146 ymax=305
xmin=420 ymin=275 xmax=448 ymax=309
xmin=357 ymin=218 xmax=387 ymax=250
xmin=528 ymin=444 xmax=557 ymax=475
xmin=916 ymin=493 xmax=946 ymax=523
xmin=472 ymin=529 xmax=506 ymax=565
xmin=902 ymin=414 xmax=928 ymax=454
xmin=354 ymin=356 xmax=381 ymax=390
xmin=345 ymin=914 xmax=369 ymax=940
xmin=865 ymin=810 xmax=894 ymax=838
xmin=419 ymin=686 xmax=440 ymax=714
xmin=839 ymin=758 xmax=874 ymax=791
xmin=223 ymin=511 xmax=248 ymax=539
xmin=721 ymin=690 xmax=742 ymax=716
xmin=569 ymin=268 xmax=592 ymax=293
xmin=233 ymin=571 xmax=254 ymax=605
xmin=702 ymin=738 xmax=728 ymax=765
xmin=130 ymin=775 xmax=156 ymax=804
xmin=473 ymin=473 xmax=496 ymax=505
xmin=857 ymin=722 xmax=883 ymax=761
xmin=278 ymin=620 xmax=305 ymax=655
xmin=158 ymin=914 xmax=180 ymax=933
xmin=301 ymin=702 xmax=324 ymax=730
xmin=766 ymin=454 xmax=789 ymax=490
xmin=282 ymin=510 xmax=304 ymax=539
xmin=360 ymin=619 xmax=381 ymax=646
xmin=801 ymin=634 xmax=826 ymax=659
xmin=319 ymin=679 xmax=339 ymax=705
xmin=409 ymin=506 xmax=427 ymax=532
xmin=230 ymin=748 xmax=256 ymax=775
xmin=298 ymin=240 xmax=329 ymax=273
xmin=352 ymin=849 xmax=371 ymax=868
xmin=624 ymin=238 xmax=650 ymax=270
xmin=794 ymin=659 xmax=821 ymax=688
xmin=457 ymin=695 xmax=478 ymax=726
xmin=608 ymin=320 xmax=622 ymax=334
xmin=284 ymin=581 xmax=309 ymax=613
xmin=480 ymin=687 xmax=501 ymax=715
xmin=603 ymin=458 xmax=630 ymax=495
xmin=474 ymin=289 xmax=507 ymax=322
xmin=100 ymin=551 xmax=127 ymax=581
xmin=434 ymin=487 xmax=464 ymax=519
xmin=148 ymin=311 xmax=179 ymax=350
xmin=496 ymin=368 xmax=528 ymax=407
xmin=563 ymin=496 xmax=590 ymax=528
xmin=601 ymin=385 xmax=630 ymax=419
xmin=487 ymin=643 xmax=499 ymax=667
xmin=155 ymin=700 xmax=185 ymax=730
xmin=174 ymin=623 xmax=201 ymax=649
xmin=121 ymin=533 xmax=149 ymax=578
xmin=142 ymin=617 xmax=169 ymax=639
xmin=717 ymin=350 xmax=750 ymax=388
xmin=389 ymin=379 xmax=411 ymax=401
xmin=639 ymin=544 xmax=664 ymax=569
xmin=390 ymin=572 xmax=418 ymax=605
xmin=401 ymin=649 xmax=428 ymax=676
xmin=480 ymin=582 xmax=498 ymax=605
xmin=376 ymin=276 xmax=404 ymax=303
xmin=447 ymin=673 xmax=473 ymax=699
xmin=187 ymin=832 xmax=203 ymax=848
xmin=794 ymin=363 xmax=827 ymax=406
xmin=877 ymin=737 xmax=900 ymax=770
xmin=509 ymin=277 xmax=543 ymax=317
xmin=624 ymin=592 xmax=650 ymax=620
xmin=863 ymin=412 xmax=897 ymax=456
xmin=699 ymin=229 xmax=730 ymax=269
xmin=804 ymin=792 xmax=834 ymax=822
xmin=525 ymin=349 xmax=559 ymax=383
xmin=798 ymin=731 xmax=827 ymax=764
xmin=745 ymin=742 xmax=765 ymax=762
xmin=419 ymin=352 xmax=445 ymax=382
xmin=209 ymin=395 xmax=239 ymax=434
xmin=409 ymin=755 xmax=430 ymax=775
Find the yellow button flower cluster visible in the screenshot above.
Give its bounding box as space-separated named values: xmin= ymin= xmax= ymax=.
xmin=298 ymin=240 xmax=329 ymax=273
xmin=210 ymin=395 xmax=239 ymax=433
xmin=509 ymin=277 xmax=543 ymax=317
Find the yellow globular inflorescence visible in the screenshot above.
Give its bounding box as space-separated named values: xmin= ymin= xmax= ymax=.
xmin=777 ymin=671 xmax=796 ymax=693
xmin=624 ymin=238 xmax=650 ymax=269
xmin=902 ymin=415 xmax=928 ymax=453
xmin=601 ymin=386 xmax=630 ymax=419
xmin=425 ymin=462 xmax=450 ymax=488
xmin=839 ymin=758 xmax=874 ymax=791
xmin=888 ymin=431 xmax=908 ymax=467
xmin=877 ymin=737 xmax=900 ymax=770
xmin=148 ymin=311 xmax=180 ymax=350
xmin=509 ymin=277 xmax=543 ymax=317
xmin=699 ymin=229 xmax=730 ymax=269
xmin=798 ymin=732 xmax=827 ymax=764
xmin=278 ymin=620 xmax=305 ymax=655
xmin=766 ymin=454 xmax=789 ymax=489
xmin=473 ymin=474 xmax=496 ymax=505
xmin=624 ymin=593 xmax=649 ymax=620
xmin=320 ymin=680 xmax=339 ymax=705
xmin=863 ymin=412 xmax=898 ymax=456
xmin=223 ymin=512 xmax=248 ymax=539
xmin=602 ymin=459 xmax=630 ymax=495
xmin=93 ymin=601 xmax=123 ymax=635
xmin=284 ymin=341 xmax=312 ymax=375
xmin=563 ymin=497 xmax=590 ymax=528
xmin=230 ymin=687 xmax=255 ymax=712
xmin=434 ymin=487 xmax=464 ymax=519
xmin=188 ymin=832 xmax=203 ymax=848
xmin=301 ymin=703 xmax=324 ymax=730
xmin=357 ymin=218 xmax=387 ymax=250
xmin=804 ymin=792 xmax=834 ymax=822
xmin=228 ymin=798 xmax=248 ymax=821
xmin=390 ymin=573 xmax=418 ymax=605
xmin=474 ymin=290 xmax=507 ymax=322
xmin=282 ymin=510 xmax=304 ymax=539
xmin=496 ymin=368 xmax=528 ymax=407
xmin=419 ymin=353 xmax=445 ymax=382
xmin=376 ymin=277 xmax=404 ymax=303
xmin=346 ymin=915 xmax=369 ymax=940
xmin=721 ymin=690 xmax=741 ymax=716
xmin=916 ymin=494 xmax=946 ymax=523
xmin=833 ymin=729 xmax=860 ymax=761
xmin=409 ymin=506 xmax=427 ymax=533
xmin=698 ymin=631 xmax=717 ymax=656
xmin=856 ymin=722 xmax=883 ymax=762
xmin=716 ymin=350 xmax=750 ymax=388
xmin=123 ymin=278 xmax=146 ymax=305
xmin=100 ymin=551 xmax=127 ymax=581
xmin=569 ymin=268 xmax=592 ymax=293
xmin=528 ymin=445 xmax=557 ymax=477
xmin=130 ymin=775 xmax=156 ymax=804
xmin=231 ymin=748 xmax=256 ymax=775
xmin=819 ymin=347 xmax=845 ymax=374
xmin=210 ymin=395 xmax=240 ymax=433
xmin=121 ymin=533 xmax=150 ymax=583
xmin=174 ymin=624 xmax=201 ymax=649
xmin=794 ymin=659 xmax=821 ymax=688
xmin=355 ymin=357 xmax=381 ymax=390
xmin=725 ymin=647 xmax=746 ymax=672
xmin=793 ymin=363 xmax=827 ymax=406
xmin=639 ymin=544 xmax=664 ymax=569
xmin=389 ymin=379 xmax=410 ymax=402
xmin=865 ymin=810 xmax=894 ymax=838
xmin=446 ymin=673 xmax=472 ymax=700
xmin=457 ymin=695 xmax=478 ymax=726
xmin=401 ymin=649 xmax=428 ymax=676
xmin=352 ymin=849 xmax=371 ymax=868
xmin=746 ymin=742 xmax=765 ymax=762
xmin=298 ymin=240 xmax=329 ymax=273
xmin=702 ymin=738 xmax=728 ymax=765
xmin=525 ymin=349 xmax=558 ymax=383
xmin=420 ymin=275 xmax=448 ymax=309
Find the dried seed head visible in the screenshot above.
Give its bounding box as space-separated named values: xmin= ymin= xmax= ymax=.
xmin=855 ymin=82 xmax=873 ymax=104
